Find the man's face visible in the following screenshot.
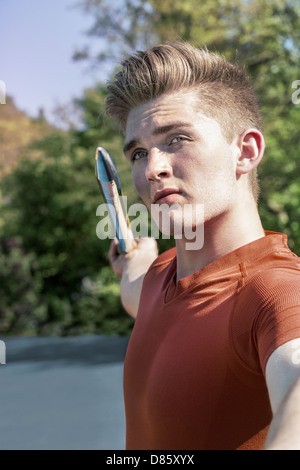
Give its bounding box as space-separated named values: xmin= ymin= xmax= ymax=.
xmin=124 ymin=90 xmax=238 ymax=233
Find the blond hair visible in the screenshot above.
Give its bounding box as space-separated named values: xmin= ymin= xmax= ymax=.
xmin=106 ymin=41 xmax=263 ymax=201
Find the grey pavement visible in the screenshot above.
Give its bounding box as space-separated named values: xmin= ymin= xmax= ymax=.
xmin=0 ymin=334 xmax=130 ymax=450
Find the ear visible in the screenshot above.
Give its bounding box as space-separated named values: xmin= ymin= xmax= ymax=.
xmin=235 ymin=128 xmax=265 ymax=175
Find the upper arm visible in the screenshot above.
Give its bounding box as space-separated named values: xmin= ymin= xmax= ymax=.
xmin=265 ymin=338 xmax=300 ymax=415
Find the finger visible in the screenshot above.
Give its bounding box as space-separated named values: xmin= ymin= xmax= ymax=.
xmin=135 ymin=237 xmax=158 ymax=252
xmin=108 ymin=238 xmax=119 ymax=263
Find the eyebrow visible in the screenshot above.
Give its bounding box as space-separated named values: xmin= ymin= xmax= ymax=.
xmin=123 ymin=122 xmax=192 ymax=156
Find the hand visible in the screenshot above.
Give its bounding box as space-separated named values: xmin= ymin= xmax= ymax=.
xmin=108 ymin=237 xmax=159 ymax=318
xmin=108 ymin=237 xmax=158 ymax=278
xmin=108 ymin=238 xmax=127 ymax=277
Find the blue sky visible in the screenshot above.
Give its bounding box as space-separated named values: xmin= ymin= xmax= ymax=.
xmin=1 ymin=0 xmax=112 ymax=126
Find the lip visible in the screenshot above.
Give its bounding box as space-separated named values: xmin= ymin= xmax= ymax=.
xmin=153 ymin=188 xmax=181 ymax=204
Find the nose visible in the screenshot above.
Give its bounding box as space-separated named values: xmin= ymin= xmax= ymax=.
xmin=145 ymin=148 xmax=172 ymax=182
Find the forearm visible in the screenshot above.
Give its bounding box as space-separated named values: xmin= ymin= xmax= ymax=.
xmin=264 ymin=376 xmax=300 ymax=450
xmin=120 ymin=268 xmax=146 ymax=319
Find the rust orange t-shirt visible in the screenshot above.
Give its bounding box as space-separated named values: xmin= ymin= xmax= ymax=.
xmin=123 ymin=232 xmax=300 ymax=450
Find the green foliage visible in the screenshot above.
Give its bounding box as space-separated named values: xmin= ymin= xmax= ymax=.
xmin=0 ymin=237 xmax=46 ymax=335
xmin=72 ymin=0 xmax=156 ymax=65
xmin=0 ymin=92 xmax=135 ymax=335
xmin=0 ymin=233 xmax=134 ymax=336
xmin=68 ymin=267 xmax=134 ymax=336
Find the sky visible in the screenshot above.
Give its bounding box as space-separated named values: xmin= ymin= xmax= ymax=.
xmin=1 ymin=0 xmax=112 ymax=126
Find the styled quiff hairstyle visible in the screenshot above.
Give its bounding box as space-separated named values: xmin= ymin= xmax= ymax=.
xmin=105 ymin=41 xmax=263 ymax=202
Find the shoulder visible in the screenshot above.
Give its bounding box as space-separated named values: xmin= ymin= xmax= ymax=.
xmin=240 ymin=261 xmax=300 ymax=310
xmin=231 ymin=259 xmax=300 ymax=373
xmin=232 ymin=262 xmax=300 ymax=336
xmin=236 ymin=237 xmax=300 ymax=301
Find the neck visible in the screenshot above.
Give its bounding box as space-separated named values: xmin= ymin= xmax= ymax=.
xmin=175 ymin=199 xmax=265 ymax=281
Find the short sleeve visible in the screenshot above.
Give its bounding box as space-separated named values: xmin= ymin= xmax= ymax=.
xmin=252 ymin=270 xmax=300 ymax=374
xmin=231 ymin=267 xmax=300 ymax=376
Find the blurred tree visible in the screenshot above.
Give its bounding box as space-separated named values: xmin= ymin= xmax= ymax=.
xmin=0 ymin=93 xmax=135 ymax=335
xmin=0 ymin=96 xmax=53 ymax=179
xmin=72 ymin=0 xmax=156 ymax=66
xmin=72 ymin=0 xmax=300 ymax=69
xmin=70 ymin=85 xmax=140 ymax=205
xmin=0 ymin=237 xmax=47 ymax=335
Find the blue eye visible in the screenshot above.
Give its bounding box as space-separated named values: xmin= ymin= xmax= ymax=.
xmin=170 ymin=136 xmax=185 ymax=144
xmin=132 ymin=150 xmax=148 ymax=162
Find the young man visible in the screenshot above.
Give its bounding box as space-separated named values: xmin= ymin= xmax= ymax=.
xmin=106 ymin=41 xmax=300 ymax=450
